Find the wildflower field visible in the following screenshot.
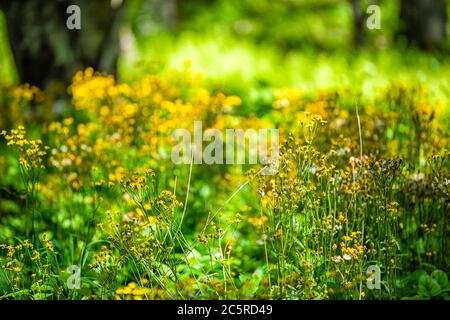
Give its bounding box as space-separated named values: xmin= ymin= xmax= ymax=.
xmin=0 ymin=0 xmax=449 ymax=301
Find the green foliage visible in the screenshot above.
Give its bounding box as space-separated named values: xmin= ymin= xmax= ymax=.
xmin=0 ymin=11 xmax=17 ymax=84
xmin=401 ymin=269 xmax=450 ymax=299
xmin=0 ymin=0 xmax=449 ymax=300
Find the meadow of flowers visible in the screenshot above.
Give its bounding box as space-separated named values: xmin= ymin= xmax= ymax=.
xmin=0 ymin=64 xmax=448 ymax=300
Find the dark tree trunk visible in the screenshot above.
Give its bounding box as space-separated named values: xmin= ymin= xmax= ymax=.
xmin=0 ymin=0 xmax=124 ymax=92
xmin=398 ymin=0 xmax=448 ymax=49
xmin=350 ymin=0 xmax=365 ymax=47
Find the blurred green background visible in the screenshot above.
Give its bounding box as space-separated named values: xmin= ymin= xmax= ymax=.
xmin=0 ymin=0 xmax=449 ymax=96
xmin=0 ymin=1 xmax=449 ymax=300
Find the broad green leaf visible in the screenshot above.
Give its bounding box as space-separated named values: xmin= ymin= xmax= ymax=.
xmin=431 ymin=270 xmax=449 ymax=289
xmin=418 ymin=274 xmax=441 ymax=298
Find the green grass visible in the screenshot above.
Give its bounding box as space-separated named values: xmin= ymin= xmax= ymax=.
xmin=0 ymin=0 xmax=449 ymax=301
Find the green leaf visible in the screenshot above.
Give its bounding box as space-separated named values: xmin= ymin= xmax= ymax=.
xmin=415 ymin=238 xmax=425 ymax=254
xmin=33 ymin=292 xmax=54 ymax=300
xmin=431 ymin=270 xmax=449 ymax=289
xmin=401 ymin=295 xmax=424 ymax=300
xmin=237 ymin=269 xmax=262 ymax=297
xmin=0 ymin=289 xmax=30 ymax=299
xmin=31 ymin=283 xmax=53 ymax=293
xmin=418 ymin=274 xmax=441 ymax=298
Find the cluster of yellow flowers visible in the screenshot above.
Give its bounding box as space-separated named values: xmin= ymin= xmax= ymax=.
xmin=0 ymin=67 xmax=447 ymax=300
xmin=115 ymin=281 xmax=149 ymax=300
xmin=335 ymin=231 xmax=365 ymax=262
xmin=13 ymin=84 xmax=45 ymax=102
xmin=1 ymin=126 xmax=49 ymax=170
xmin=0 ymin=239 xmax=53 ymax=290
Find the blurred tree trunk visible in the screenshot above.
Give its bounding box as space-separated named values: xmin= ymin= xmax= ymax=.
xmin=0 ymin=0 xmax=124 ymax=92
xmin=161 ymin=0 xmax=178 ymax=30
xmin=350 ymin=0 xmax=365 ymax=47
xmin=398 ymin=0 xmax=448 ymax=49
